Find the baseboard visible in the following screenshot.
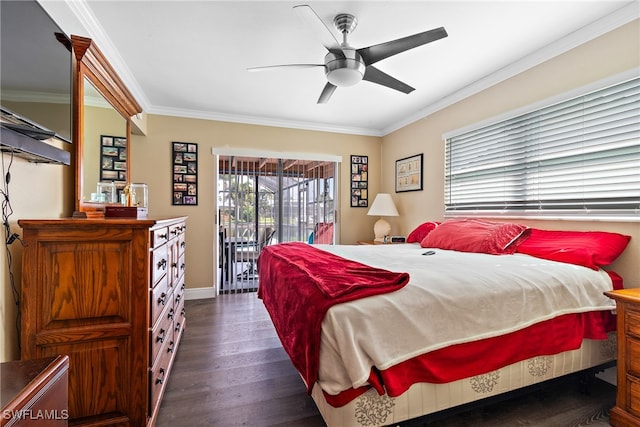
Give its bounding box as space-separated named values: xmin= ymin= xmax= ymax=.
xmin=185 ymin=286 xmax=217 ymax=300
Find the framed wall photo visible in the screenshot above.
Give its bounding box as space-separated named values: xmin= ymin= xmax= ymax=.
xmin=172 ymin=141 xmax=198 ymax=205
xmin=350 ymin=155 xmax=368 ymax=207
xmin=100 ymin=135 xmax=127 ymax=183
xmin=395 ymin=153 xmax=423 ymax=193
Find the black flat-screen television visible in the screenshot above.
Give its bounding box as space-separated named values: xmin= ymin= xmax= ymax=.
xmin=0 ymin=0 xmax=72 ymax=164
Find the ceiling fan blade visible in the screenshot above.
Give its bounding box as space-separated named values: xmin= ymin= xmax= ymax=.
xmin=317 ymin=82 xmax=337 ymax=104
xmin=363 ymin=66 xmax=415 ymax=94
xmin=358 ymin=27 xmax=448 ymax=65
xmin=247 ymin=64 xmax=324 ymax=72
xmin=293 ymin=5 xmax=344 ymax=56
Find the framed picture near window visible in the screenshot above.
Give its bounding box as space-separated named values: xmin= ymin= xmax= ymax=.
xmin=172 ymin=141 xmax=198 ymax=205
xmin=100 ymin=135 xmax=127 ymax=183
xmin=350 ymin=155 xmax=368 ymax=207
xmin=395 ymin=153 xmax=423 ymax=193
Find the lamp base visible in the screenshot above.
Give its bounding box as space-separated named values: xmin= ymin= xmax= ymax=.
xmin=373 ymin=218 xmax=391 ymax=243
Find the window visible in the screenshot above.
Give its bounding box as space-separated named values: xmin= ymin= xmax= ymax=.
xmin=444 ymin=76 xmax=640 ymax=219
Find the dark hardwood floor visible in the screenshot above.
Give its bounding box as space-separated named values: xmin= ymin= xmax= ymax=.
xmin=156 ymin=293 xmax=616 ymax=427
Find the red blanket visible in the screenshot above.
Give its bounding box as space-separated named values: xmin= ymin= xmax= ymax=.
xmin=257 ymin=242 xmax=410 ymax=393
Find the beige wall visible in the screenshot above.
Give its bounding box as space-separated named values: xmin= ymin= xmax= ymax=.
xmin=381 ymin=20 xmax=640 ymax=286
xmin=0 ymin=160 xmax=74 ymax=361
xmin=131 ymin=116 xmax=381 ymax=291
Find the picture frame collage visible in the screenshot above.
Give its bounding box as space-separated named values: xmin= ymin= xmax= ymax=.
xmin=350 ymin=155 xmax=368 ymax=207
xmin=172 ymin=141 xmax=198 ymax=205
xmin=100 ymin=135 xmax=127 ymax=183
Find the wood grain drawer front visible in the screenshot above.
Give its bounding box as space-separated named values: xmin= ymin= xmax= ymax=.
xmin=628 ymin=376 xmax=640 ymax=417
xmin=151 ymin=226 xmax=169 ymax=249
xmin=169 ymin=223 xmax=184 ymax=240
xmin=150 ymin=274 xmax=171 ymax=328
xmin=626 ymin=306 xmax=640 ymax=339
xmin=151 ymin=244 xmax=169 ymax=286
xmin=628 ymin=336 xmax=640 ymax=378
xmin=150 ymin=299 xmax=174 ymax=364
xmin=174 ymin=286 xmax=186 ymax=340
xmin=150 ymin=337 xmax=174 ymax=414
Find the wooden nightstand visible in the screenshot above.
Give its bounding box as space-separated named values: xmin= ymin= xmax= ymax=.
xmin=604 ymin=288 xmax=640 ymax=427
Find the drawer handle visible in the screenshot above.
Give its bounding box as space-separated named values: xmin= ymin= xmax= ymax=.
xmin=175 ymin=294 xmax=182 ymax=304
xmin=180 ymin=263 xmax=186 ymax=270
xmin=168 ymin=341 xmax=175 ymax=354
xmin=157 ymin=292 xmax=167 ymax=306
xmin=171 ymin=229 xmax=178 ymax=235
xmin=156 ymin=328 xmax=166 ymax=343
xmin=168 ymin=308 xmax=174 ymax=320
xmin=175 ymin=322 xmax=181 ymax=333
xmin=181 ymin=308 xmax=186 ymax=317
xmin=181 ymin=283 xmax=185 ymax=291
xmin=180 ymin=241 xmax=186 ymax=248
xmin=159 ymin=233 xmax=168 ymax=240
xmin=157 ymin=258 xmax=167 ymax=270
xmin=172 ymin=261 xmax=178 ymax=268
xmin=155 ymin=368 xmax=166 ymax=385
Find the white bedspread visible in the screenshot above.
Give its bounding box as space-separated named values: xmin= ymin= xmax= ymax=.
xmin=314 ymin=244 xmax=616 ymax=395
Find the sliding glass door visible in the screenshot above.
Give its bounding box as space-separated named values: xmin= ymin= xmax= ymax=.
xmin=217 ymin=154 xmax=338 ymax=293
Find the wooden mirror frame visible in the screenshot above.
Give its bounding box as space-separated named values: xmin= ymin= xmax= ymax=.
xmin=71 ymin=35 xmax=142 ymax=213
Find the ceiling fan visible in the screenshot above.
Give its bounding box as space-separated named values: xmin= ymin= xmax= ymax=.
xmin=248 ymin=4 xmax=448 ymax=104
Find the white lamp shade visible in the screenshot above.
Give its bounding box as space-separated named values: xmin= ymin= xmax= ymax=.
xmin=367 ymin=193 xmax=399 ymax=217
xmin=367 ymin=194 xmax=399 ymax=242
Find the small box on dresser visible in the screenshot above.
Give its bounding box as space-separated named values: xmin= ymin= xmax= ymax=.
xmin=604 ymin=287 xmax=640 ymax=427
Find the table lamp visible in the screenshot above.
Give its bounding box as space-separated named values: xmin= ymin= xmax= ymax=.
xmin=367 ymin=193 xmax=399 ymax=242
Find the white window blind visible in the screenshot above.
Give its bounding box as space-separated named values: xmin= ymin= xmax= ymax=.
xmin=444 ymin=76 xmax=640 ymax=217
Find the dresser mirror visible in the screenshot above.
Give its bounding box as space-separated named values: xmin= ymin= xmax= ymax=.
xmin=72 ymin=35 xmax=141 ymax=212
xmin=81 ymin=78 xmax=127 ymax=204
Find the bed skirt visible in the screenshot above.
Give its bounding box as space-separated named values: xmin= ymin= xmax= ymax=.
xmin=310 ymin=332 xmax=617 ymax=427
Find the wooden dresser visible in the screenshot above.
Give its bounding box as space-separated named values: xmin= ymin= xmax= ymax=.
xmin=1 ymin=355 xmax=69 ymax=426
xmin=604 ymin=288 xmax=640 ymax=427
xmin=18 ymin=217 xmax=187 ymax=427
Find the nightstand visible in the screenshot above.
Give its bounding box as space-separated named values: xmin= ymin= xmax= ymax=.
xmin=604 ymin=288 xmax=640 ymax=427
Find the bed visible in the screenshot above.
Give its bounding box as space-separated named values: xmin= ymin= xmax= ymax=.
xmin=257 ymin=219 xmax=631 ymax=426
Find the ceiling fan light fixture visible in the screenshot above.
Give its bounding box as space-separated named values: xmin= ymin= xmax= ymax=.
xmin=324 ymin=50 xmax=366 ymax=87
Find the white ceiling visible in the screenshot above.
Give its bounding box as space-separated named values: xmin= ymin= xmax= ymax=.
xmin=41 ymin=0 xmax=639 ymax=136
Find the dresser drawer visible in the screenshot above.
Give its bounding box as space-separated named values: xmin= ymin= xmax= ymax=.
xmin=626 ymin=306 xmax=640 ymax=339
xmin=174 ymin=286 xmax=186 ymax=340
xmin=150 ymin=274 xmax=171 ymax=327
xmin=628 ymin=376 xmax=640 ymax=418
xmin=169 ymin=223 xmax=184 ymax=240
xmin=150 ymin=300 xmax=174 ymax=364
xmin=151 ymin=226 xmax=169 ymax=249
xmin=151 ymin=244 xmax=169 ymax=286
xmin=628 ymin=336 xmax=640 ymax=378
xmin=150 ymin=335 xmax=175 ymax=414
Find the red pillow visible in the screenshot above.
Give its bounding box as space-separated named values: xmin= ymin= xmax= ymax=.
xmin=406 ymin=221 xmax=440 ymax=243
xmin=516 ymin=228 xmax=631 ymax=270
xmin=420 ymin=219 xmax=530 ymax=255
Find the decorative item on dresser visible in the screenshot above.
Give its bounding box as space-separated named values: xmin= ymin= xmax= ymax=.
xmin=1 ymin=355 xmax=69 ymax=427
xmin=604 ymin=287 xmax=640 ymax=427
xmin=18 ymin=216 xmax=187 ymax=427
